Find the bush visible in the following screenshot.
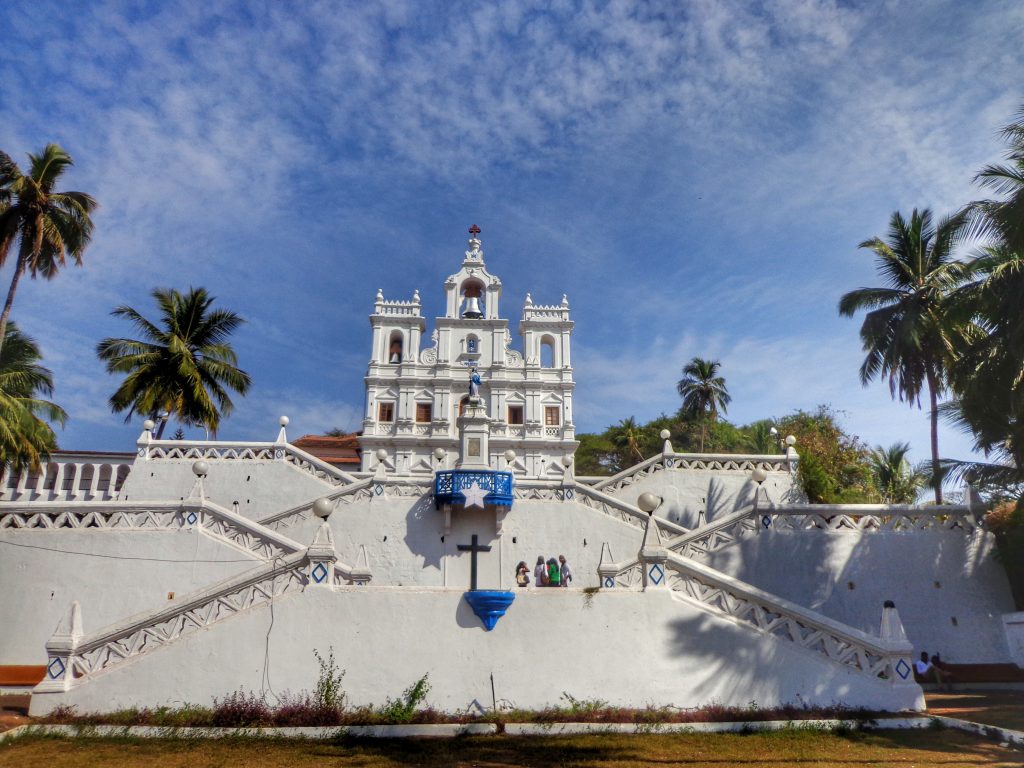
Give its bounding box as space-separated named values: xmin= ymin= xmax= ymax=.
xmin=378 ymin=674 xmax=431 ymax=723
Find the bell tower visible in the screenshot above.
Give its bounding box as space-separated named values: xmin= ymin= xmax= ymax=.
xmin=359 ymin=226 xmax=578 ymax=475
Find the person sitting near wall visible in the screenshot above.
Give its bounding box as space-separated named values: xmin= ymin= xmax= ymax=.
xmin=515 ymin=561 xmax=530 ymax=588
xmin=534 ymin=556 xmax=549 ymax=587
xmin=914 ymin=651 xmax=953 ymax=690
xmin=931 ymin=653 xmax=955 ymax=689
xmin=547 ymin=557 xmax=561 ymax=587
xmin=559 ymin=555 xmax=573 ymax=587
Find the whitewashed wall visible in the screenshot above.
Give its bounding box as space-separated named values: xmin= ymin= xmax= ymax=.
xmin=285 ymin=496 xmax=654 ymax=589
xmin=30 ymin=587 xmax=922 ymax=715
xmin=121 ymin=459 xmax=331 ymax=520
xmin=0 ymin=529 xmax=254 ymax=664
xmin=602 ymin=467 xmax=800 ymax=528
xmin=705 ymin=530 xmax=1015 ymax=663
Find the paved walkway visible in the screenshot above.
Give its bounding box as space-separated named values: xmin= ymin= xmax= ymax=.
xmin=926 ymin=689 xmax=1024 ymax=731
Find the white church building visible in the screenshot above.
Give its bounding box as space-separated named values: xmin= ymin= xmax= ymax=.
xmin=0 ymin=228 xmax=1018 ymax=716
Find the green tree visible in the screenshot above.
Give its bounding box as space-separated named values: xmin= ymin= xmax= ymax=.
xmin=869 ymin=442 xmax=923 ymax=504
xmin=743 ymin=420 xmax=779 ymax=455
xmin=96 ymin=287 xmax=252 ymax=438
xmin=968 ymin=103 xmax=1024 ymax=254
xmin=676 ymin=357 xmax=731 ymax=452
xmin=0 ymin=322 xmax=66 ymax=470
xmin=776 ymin=407 xmax=878 ymax=503
xmin=838 ymin=208 xmax=968 ymax=504
xmin=0 ymin=144 xmax=97 ymax=353
xmin=610 ymin=416 xmax=647 ymax=464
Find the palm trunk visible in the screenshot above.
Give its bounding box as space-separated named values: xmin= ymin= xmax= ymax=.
xmin=699 ymin=421 xmax=706 ymax=453
xmin=0 ymin=255 xmax=26 ymax=355
xmin=927 ymin=372 xmax=943 ymax=505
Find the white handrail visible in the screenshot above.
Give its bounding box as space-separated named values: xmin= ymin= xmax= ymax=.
xmin=573 ymin=483 xmax=689 ymax=537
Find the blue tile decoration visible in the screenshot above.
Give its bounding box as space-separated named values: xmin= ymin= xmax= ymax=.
xmin=564 ymin=488 xmax=575 ymax=501
xmin=649 ymin=564 xmax=664 ymax=586
xmin=896 ymin=659 xmax=910 ymax=680
xmin=186 ymin=510 xmax=198 ymax=525
xmin=762 ymin=515 xmax=772 ymax=529
xmin=434 ymin=470 xmax=514 ymax=509
xmin=665 ymin=458 xmax=675 ymax=468
xmin=311 ymin=563 xmax=328 ymax=584
xmin=463 ymin=590 xmax=515 ymax=631
xmin=374 ymin=484 xmax=384 ymax=496
xmin=604 ymin=576 xmax=615 ymax=588
xmin=47 ymin=657 xmax=65 ymax=680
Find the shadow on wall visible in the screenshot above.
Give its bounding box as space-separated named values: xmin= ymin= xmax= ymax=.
xmin=711 ymin=526 xmax=1015 ymax=664
xmin=665 ymin=608 xmax=858 ymax=707
xmin=403 ymin=493 xmax=445 ymax=571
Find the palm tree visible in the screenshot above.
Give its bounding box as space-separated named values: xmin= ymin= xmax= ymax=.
xmin=0 ymin=144 xmax=97 ymax=353
xmin=838 ymin=208 xmax=968 ymax=504
xmin=96 ymin=287 xmax=252 ymax=438
xmin=611 ymin=416 xmax=647 ymax=464
xmin=677 ymin=357 xmax=730 ymax=452
xmin=0 ymin=322 xmax=66 ymax=470
xmin=968 ymin=103 xmax=1024 ymax=254
xmin=947 ymin=245 xmax=1024 ymax=479
xmin=869 ymin=442 xmax=923 ymax=504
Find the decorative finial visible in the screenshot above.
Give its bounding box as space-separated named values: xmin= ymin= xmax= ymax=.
xmin=375 ymin=288 xmax=384 ymax=302
xmin=524 ymin=293 xmax=533 ymax=306
xmin=412 ymin=289 xmax=420 ymax=303
xmin=561 ymin=294 xmax=569 ymax=307
xmin=469 ymin=224 xmax=481 ymax=237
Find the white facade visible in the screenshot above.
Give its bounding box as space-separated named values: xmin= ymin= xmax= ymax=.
xmin=0 ymin=228 xmax=1016 ymax=718
xmin=359 ymin=231 xmax=576 ymax=476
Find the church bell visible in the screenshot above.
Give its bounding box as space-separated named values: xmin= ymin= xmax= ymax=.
xmin=462 ymin=296 xmax=483 ymax=318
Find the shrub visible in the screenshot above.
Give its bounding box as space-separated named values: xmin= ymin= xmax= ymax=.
xmin=378 ymin=674 xmax=431 ymax=723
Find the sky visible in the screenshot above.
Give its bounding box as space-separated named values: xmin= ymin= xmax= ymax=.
xmin=1 ymin=0 xmax=1022 ymax=472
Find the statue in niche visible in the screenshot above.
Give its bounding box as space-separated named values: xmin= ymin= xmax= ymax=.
xmin=468 ymin=367 xmax=482 ymax=399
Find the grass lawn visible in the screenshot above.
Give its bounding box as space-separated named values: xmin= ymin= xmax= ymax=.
xmin=0 ymin=729 xmax=1020 ymax=767
xmin=926 ymin=690 xmax=1024 ymax=732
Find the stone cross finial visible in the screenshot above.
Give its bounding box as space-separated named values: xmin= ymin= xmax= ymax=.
xmin=469 ymin=224 xmax=481 ymax=236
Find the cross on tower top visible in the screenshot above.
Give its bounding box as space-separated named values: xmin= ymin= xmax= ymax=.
xmin=468 ymin=224 xmax=481 ymax=237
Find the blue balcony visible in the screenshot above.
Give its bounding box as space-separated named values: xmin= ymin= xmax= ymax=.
xmin=434 ymin=470 xmax=514 ymax=509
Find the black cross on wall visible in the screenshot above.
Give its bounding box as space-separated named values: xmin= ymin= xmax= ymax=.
xmin=457 ymin=534 xmax=492 ymax=591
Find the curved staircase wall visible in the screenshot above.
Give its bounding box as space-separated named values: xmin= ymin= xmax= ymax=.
xmin=704 ymin=527 xmax=1014 ymax=663
xmin=596 ymin=458 xmax=800 ymax=528
xmin=0 ymin=528 xmax=254 ymax=665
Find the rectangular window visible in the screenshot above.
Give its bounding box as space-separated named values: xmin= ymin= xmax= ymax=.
xmin=507 ymin=405 xmax=524 ymax=425
xmin=416 ymin=403 xmax=432 ymax=423
xmin=378 ymin=402 xmax=395 ymax=422
xmin=545 ymin=406 xmax=560 ymax=426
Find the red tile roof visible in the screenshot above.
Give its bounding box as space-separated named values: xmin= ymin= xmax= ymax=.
xmin=292 ymin=434 xmax=361 ymax=466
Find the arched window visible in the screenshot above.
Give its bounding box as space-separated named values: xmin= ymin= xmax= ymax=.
xmin=115 ymin=465 xmax=130 ymax=493
xmin=388 ymin=331 xmax=404 ymax=364
xmin=540 ymin=335 xmax=556 ymax=368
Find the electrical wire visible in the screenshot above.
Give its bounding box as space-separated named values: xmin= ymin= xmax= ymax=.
xmin=259 ymin=554 xmax=283 ymax=703
xmin=0 ymin=538 xmax=255 ymax=562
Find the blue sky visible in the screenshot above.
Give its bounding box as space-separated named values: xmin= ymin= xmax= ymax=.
xmin=1 ymin=0 xmax=1022 ymax=469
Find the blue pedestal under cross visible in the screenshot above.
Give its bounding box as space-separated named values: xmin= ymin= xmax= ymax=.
xmin=456 ymin=533 xmax=514 ymax=630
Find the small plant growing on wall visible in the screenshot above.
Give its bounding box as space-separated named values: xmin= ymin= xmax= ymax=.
xmin=313 ymin=647 xmax=347 ymax=711
xmin=379 ymin=674 xmax=431 ymax=723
